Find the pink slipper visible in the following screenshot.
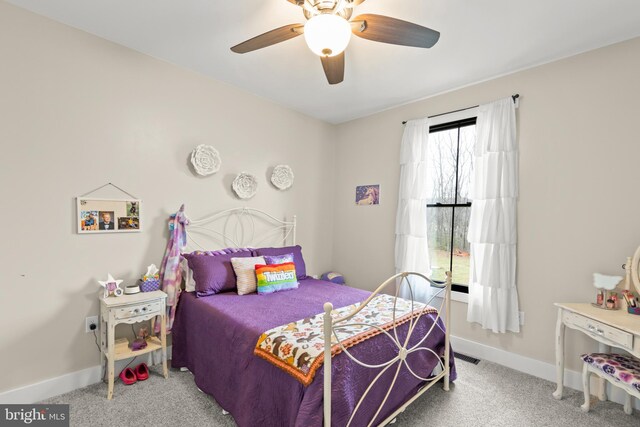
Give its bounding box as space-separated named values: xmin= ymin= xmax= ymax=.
xmin=119 ymin=367 xmax=137 ymax=385
xmin=135 ymin=363 xmax=149 ymax=381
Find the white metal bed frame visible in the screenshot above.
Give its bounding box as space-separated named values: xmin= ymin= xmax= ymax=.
xmin=184 ymin=207 xmax=296 ymax=251
xmin=323 ymin=271 xmax=451 ymax=426
xmin=181 ymin=207 xmax=452 ymax=426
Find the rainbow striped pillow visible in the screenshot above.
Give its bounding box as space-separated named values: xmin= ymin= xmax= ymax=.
xmin=255 ymin=262 xmax=299 ymax=294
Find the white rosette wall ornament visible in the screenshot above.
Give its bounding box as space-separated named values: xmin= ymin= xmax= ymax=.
xmin=232 ymin=172 xmax=258 ymax=199
xmin=271 ymin=165 xmax=294 ymax=190
xmin=190 ymin=144 xmax=221 ymax=176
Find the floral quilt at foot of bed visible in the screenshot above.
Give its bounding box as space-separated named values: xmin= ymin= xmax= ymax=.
xmin=254 ymin=294 xmax=437 ymax=386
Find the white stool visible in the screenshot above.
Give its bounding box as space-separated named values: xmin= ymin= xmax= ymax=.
xmin=581 ymin=353 xmax=640 ymax=415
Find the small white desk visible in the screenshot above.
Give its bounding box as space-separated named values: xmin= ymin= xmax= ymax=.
xmin=553 ymin=303 xmax=640 ymax=401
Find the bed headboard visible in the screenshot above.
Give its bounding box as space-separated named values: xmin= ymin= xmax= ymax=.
xmin=184 ymin=207 xmax=296 ymax=252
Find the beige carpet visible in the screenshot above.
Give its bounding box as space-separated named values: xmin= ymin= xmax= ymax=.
xmin=43 ymin=359 xmax=639 ymax=426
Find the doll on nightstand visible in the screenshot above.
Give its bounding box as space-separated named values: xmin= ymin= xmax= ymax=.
xmin=131 ymin=327 xmax=148 ymax=351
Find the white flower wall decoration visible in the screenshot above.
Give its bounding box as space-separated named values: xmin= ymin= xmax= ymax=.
xmin=232 ymin=172 xmax=258 ymax=199
xmin=271 ymin=165 xmax=294 ymax=190
xmin=190 ymin=144 xmax=221 ymax=176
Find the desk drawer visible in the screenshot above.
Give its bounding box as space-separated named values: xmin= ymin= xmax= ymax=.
xmin=114 ymin=301 xmax=162 ymax=320
xmin=563 ymin=311 xmax=634 ymax=350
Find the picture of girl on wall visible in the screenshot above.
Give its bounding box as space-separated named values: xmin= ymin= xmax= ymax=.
xmin=80 ymin=211 xmax=99 ymax=231
xmin=355 ymin=185 xmax=380 ymax=205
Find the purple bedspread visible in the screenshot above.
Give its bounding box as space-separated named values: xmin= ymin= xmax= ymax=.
xmin=171 ymin=279 xmax=456 ymax=427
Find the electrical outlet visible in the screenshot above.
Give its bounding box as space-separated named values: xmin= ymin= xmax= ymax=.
xmin=519 ymin=311 xmax=525 ymax=326
xmin=85 ymin=316 xmax=99 ymax=333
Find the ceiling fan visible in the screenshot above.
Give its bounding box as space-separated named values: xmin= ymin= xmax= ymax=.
xmin=230 ymin=0 xmax=440 ymax=85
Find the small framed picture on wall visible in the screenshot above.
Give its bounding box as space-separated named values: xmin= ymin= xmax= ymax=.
xmin=355 ymin=185 xmax=380 ymax=206
xmin=77 ymin=198 xmax=142 ymax=234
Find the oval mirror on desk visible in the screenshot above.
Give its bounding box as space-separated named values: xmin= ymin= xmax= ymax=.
xmin=630 ymin=246 xmax=640 ymax=295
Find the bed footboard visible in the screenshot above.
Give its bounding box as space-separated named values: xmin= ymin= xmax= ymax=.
xmin=323 ymin=271 xmax=452 ymax=427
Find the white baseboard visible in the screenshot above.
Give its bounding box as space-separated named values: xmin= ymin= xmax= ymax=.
xmin=0 ymin=347 xmax=171 ymax=404
xmin=451 ymin=335 xmax=640 ymax=410
xmin=0 ymin=365 xmax=102 ymax=404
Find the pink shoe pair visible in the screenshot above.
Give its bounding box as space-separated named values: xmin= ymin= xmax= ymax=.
xmin=119 ymin=363 xmax=149 ymax=385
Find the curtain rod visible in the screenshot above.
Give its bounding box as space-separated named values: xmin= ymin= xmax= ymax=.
xmin=401 ymin=94 xmax=520 ymax=125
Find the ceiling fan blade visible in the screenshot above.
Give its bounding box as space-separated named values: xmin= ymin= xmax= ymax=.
xmin=231 ymin=24 xmax=304 ymax=54
xmin=320 ymin=52 xmax=345 ymax=85
xmin=352 ymin=14 xmax=440 ymax=48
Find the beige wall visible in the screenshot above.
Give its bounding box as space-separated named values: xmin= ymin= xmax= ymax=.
xmin=332 ymin=37 xmax=640 ymax=371
xmin=0 ymin=2 xmax=336 ymax=393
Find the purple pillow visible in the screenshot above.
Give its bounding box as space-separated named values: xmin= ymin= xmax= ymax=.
xmin=184 ymin=248 xmax=253 ymax=297
xmin=254 ymin=245 xmax=307 ymax=280
xmin=264 ymin=253 xmax=294 ymax=265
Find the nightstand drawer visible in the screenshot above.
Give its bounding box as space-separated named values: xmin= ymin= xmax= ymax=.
xmin=114 ymin=301 xmax=162 ymax=320
xmin=564 ymin=311 xmax=634 ymax=350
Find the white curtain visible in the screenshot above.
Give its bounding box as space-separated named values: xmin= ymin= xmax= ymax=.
xmin=466 ymin=97 xmax=520 ymax=333
xmin=395 ymin=119 xmax=436 ymax=303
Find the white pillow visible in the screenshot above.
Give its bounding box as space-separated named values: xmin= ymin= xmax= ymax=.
xmin=231 ymin=256 xmax=265 ymax=295
xmin=181 ymin=258 xmax=196 ymax=293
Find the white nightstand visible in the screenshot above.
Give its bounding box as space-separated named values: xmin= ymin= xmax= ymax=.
xmin=99 ymin=290 xmax=168 ymax=399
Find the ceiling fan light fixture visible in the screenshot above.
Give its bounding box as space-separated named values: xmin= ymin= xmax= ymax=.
xmin=304 ymin=14 xmax=352 ymax=57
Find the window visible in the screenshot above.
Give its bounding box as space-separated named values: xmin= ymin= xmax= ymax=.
xmin=426 ymin=117 xmax=476 ymax=293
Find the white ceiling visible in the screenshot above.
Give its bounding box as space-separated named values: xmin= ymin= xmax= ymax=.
xmin=7 ymin=0 xmax=640 ymax=123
